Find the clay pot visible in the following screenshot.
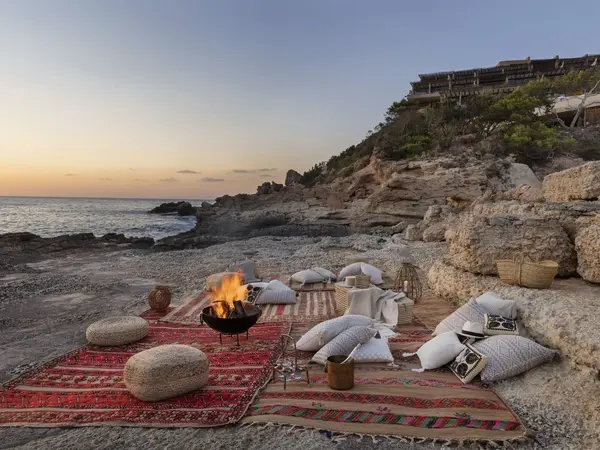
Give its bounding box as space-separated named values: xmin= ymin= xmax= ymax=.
xmin=148 ymin=285 xmax=172 ymax=311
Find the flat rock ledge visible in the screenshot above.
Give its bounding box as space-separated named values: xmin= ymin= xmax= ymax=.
xmin=428 ymin=260 xmax=600 ymax=371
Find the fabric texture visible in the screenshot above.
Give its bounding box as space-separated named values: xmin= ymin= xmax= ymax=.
xmin=433 ymin=298 xmax=487 ymax=336
xmin=473 ymin=335 xmax=558 ymax=382
xmin=338 ymin=262 xmax=363 ymax=280
xmin=311 ymin=326 xmax=377 ymax=365
xmin=310 ymin=267 xmax=337 ymax=282
xmin=296 ymin=315 xmax=373 ymax=351
xmin=483 ymin=314 xmax=519 ymax=336
xmin=0 ymin=319 xmax=290 ymax=427
xmin=352 ymin=336 xmax=394 ymax=363
xmin=360 ymin=262 xmax=384 ymax=284
xmin=255 ymin=289 xmax=297 ymax=305
xmin=345 ymin=286 xmax=405 ymax=327
xmin=414 ymin=331 xmax=466 ymax=370
xmin=476 ymin=292 xmax=517 ymax=319
xmin=265 ymin=279 xmax=291 ymax=291
xmin=449 ymin=345 xmax=488 ymax=384
xmin=291 ymin=269 xmax=325 ymax=285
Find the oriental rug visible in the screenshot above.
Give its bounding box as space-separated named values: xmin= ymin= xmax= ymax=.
xmin=241 ymin=320 xmax=528 ymax=445
xmin=160 ymin=290 xmax=336 ymax=325
xmin=0 ymin=320 xmax=290 ymax=428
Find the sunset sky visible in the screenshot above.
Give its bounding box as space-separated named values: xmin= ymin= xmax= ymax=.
xmin=2 ymin=0 xmax=600 ymax=199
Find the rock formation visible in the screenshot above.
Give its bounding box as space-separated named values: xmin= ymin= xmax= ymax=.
xmin=543 ymin=161 xmax=600 ymax=202
xmin=284 ymin=169 xmax=303 ymax=187
xmin=150 ymin=201 xmax=197 ymax=216
xmin=574 ymin=225 xmax=600 ymax=282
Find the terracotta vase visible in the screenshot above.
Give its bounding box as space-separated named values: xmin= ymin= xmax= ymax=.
xmin=148 ymin=285 xmax=172 ymax=311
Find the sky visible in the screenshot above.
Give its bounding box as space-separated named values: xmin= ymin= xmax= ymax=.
xmin=2 ymin=0 xmax=600 ymax=199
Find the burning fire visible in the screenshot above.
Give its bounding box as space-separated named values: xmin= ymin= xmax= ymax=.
xmin=210 ymin=272 xmax=247 ymax=318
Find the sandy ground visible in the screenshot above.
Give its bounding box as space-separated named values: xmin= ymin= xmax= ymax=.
xmin=1 ymin=235 xmax=598 ymax=449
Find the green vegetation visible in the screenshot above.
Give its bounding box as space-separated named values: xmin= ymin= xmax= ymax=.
xmin=299 ymin=68 xmax=600 ymax=186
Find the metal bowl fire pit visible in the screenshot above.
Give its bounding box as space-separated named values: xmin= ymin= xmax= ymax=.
xmin=200 ymin=302 xmax=262 ymax=345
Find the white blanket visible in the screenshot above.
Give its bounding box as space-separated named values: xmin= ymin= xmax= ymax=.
xmin=345 ymin=286 xmax=406 ymax=327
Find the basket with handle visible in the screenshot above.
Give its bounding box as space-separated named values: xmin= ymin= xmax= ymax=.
xmin=496 ymin=254 xmax=559 ymax=289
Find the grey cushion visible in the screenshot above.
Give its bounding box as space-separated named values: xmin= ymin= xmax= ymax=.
xmin=229 ymin=260 xmax=261 ymax=283
xmin=338 ymin=262 xmax=363 ymax=281
xmin=311 ymin=326 xmax=377 ymax=365
xmin=255 ymin=289 xmax=297 ymax=305
xmin=433 ymin=298 xmax=487 ymax=336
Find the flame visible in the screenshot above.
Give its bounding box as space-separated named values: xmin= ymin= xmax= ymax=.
xmin=210 ymin=272 xmax=246 ymax=318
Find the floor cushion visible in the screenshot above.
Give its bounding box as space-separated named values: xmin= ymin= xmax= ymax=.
xmin=360 ymin=263 xmax=384 ymax=285
xmin=291 ymin=269 xmax=325 ymax=285
xmin=296 ymin=315 xmax=374 ymax=351
xmin=205 ymin=272 xmax=239 ymax=291
xmin=338 ymin=262 xmax=363 ymax=281
xmin=124 ymin=344 xmax=210 ymax=401
xmin=449 ymin=345 xmax=488 ymax=384
xmin=228 ymin=261 xmax=261 ymax=283
xmin=414 ymin=331 xmax=465 ymax=370
xmin=310 ymin=267 xmax=337 ymax=281
xmin=352 ymin=336 xmax=394 ymax=363
xmin=311 ymin=326 xmax=377 ymax=365
xmin=473 ymin=335 xmax=558 ymax=382
xmin=433 ymin=298 xmax=487 ymax=336
xmin=476 ymin=292 xmax=517 ymax=319
xmin=86 ymin=316 xmax=149 ymax=346
xmin=255 ymin=289 xmax=297 ymax=305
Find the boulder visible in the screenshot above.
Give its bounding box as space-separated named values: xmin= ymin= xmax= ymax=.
xmin=506 ymin=163 xmax=542 ymax=189
xmin=543 ymin=161 xmax=600 ymax=202
xmin=176 ymin=201 xmax=196 ymax=216
xmin=422 ymin=223 xmax=447 ymax=242
xmin=150 ymin=201 xmax=185 ymax=214
xmin=448 ymin=215 xmax=577 ymax=277
xmin=200 ymin=201 xmax=213 ymax=210
xmin=404 ymin=224 xmax=423 ymax=241
xmin=257 ymin=182 xmax=284 ymax=195
xmin=574 ymin=225 xmax=600 ymax=282
xmin=284 ymin=169 xmax=303 ymax=187
xmin=390 ymin=221 xmax=407 ymax=234
xmin=427 ymin=260 xmax=501 ymax=304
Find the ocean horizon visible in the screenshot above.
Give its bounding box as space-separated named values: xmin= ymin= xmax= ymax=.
xmin=0 ymin=196 xmax=213 ymax=240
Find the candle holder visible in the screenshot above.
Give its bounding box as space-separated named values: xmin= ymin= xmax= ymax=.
xmin=273 ymin=334 xmax=310 ymax=391
xmin=394 ymin=262 xmax=423 ymax=302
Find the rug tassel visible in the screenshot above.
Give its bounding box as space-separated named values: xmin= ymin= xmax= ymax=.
xmin=411 ymin=367 xmax=425 ymax=373
xmin=370 ymin=435 xmax=379 ymax=444
xmin=402 ymin=352 xmax=417 ymax=357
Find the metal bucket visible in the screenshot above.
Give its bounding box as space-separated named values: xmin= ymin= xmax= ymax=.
xmin=325 ymin=355 xmax=354 ymax=390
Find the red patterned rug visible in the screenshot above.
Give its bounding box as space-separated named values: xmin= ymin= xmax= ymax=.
xmin=0 ymin=316 xmax=290 ymax=428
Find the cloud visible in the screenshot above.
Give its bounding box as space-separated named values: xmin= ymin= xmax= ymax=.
xmin=257 ymin=168 xmax=277 ymax=172
xmin=159 ymin=177 xmax=178 ymax=183
xmin=260 ymin=174 xmax=273 ymax=178
xmin=202 ymin=177 xmax=224 ymax=182
xmin=100 ymin=178 xmax=113 ymax=181
xmin=231 ymin=168 xmax=277 ymax=174
xmin=64 ymin=173 xmax=76 ymax=176
xmin=129 ymin=168 xmax=136 ymax=171
xmin=176 ymin=169 xmax=201 ymax=174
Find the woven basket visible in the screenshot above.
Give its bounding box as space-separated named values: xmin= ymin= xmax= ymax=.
xmin=496 ymin=255 xmax=558 ymax=289
xmin=148 ymin=285 xmax=172 ymax=311
xmin=397 ymin=298 xmax=414 ymax=325
xmin=354 ymin=275 xmax=371 ymax=289
xmin=334 ymin=284 xmax=351 ymax=315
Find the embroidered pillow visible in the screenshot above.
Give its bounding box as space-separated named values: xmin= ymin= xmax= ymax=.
xmin=296 ymin=315 xmax=374 ymax=352
xmin=359 ymin=263 xmax=384 ymax=285
xmin=311 ymin=326 xmax=377 ymax=365
xmin=240 ymin=283 xmax=267 ymax=304
xmin=433 ymin=298 xmax=487 ymax=336
xmin=352 ymin=336 xmax=394 ymax=363
xmin=473 ymin=335 xmax=558 ymax=382
xmin=415 ymin=331 xmax=465 ymax=370
xmin=310 ymin=267 xmax=337 ymax=282
xmin=255 ymin=289 xmax=297 ymax=305
xmin=449 ymin=345 xmax=488 ymax=384
xmin=476 ymin=292 xmax=517 ymax=319
xmin=484 ymin=314 xmax=519 ymax=336
xmin=291 ymin=269 xmax=325 ymax=285
xmin=338 ymin=262 xmax=363 ymax=281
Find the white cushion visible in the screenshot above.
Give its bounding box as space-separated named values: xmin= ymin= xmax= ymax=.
xmin=255 ymin=289 xmax=297 ymax=305
xmin=476 ymin=292 xmax=517 ymax=319
xmin=416 ymin=331 xmax=465 ymax=370
xmin=338 ymin=262 xmax=363 ymax=280
xmin=295 ymin=315 xmax=374 ymax=351
xmin=265 ymin=279 xmax=292 ymax=291
xmin=353 ymin=336 xmax=394 ymax=363
xmin=228 ymin=260 xmax=261 ymax=283
xmin=483 ymin=314 xmax=519 ymax=336
xmin=311 ymin=326 xmax=376 ymax=365
xmin=473 ymin=335 xmax=557 ymax=382
xmin=310 ymin=267 xmax=337 ymax=281
xmin=449 ymin=345 xmax=488 ymax=384
xmin=433 ymin=298 xmax=487 ymax=336
xmin=360 ymin=263 xmax=384 ymax=285
xmin=291 ymin=269 xmax=325 ymax=285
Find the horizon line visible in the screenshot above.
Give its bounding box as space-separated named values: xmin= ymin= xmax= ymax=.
xmin=0 ymin=195 xmax=217 ymax=201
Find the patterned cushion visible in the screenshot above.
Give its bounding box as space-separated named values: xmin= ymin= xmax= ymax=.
xmin=473 ymin=335 xmax=558 ymax=382
xmin=476 ymin=292 xmax=517 ymax=319
xmin=311 ymin=326 xmax=377 ymax=365
xmin=483 ymin=314 xmax=519 ymax=336
xmin=338 ymin=262 xmax=363 ymax=280
xmin=255 ymin=289 xmax=297 ymax=305
xmin=296 ymin=315 xmax=374 ymax=351
xmin=353 ymin=336 xmax=393 ymax=363
xmin=310 ymin=267 xmax=337 ymax=281
xmin=433 ymin=298 xmax=487 ymax=336
xmin=416 ymin=331 xmax=465 ymax=370
xmin=449 ymin=345 xmax=488 ymax=384
xmin=238 ymin=283 xmax=268 ymax=304
xmin=360 ymin=263 xmax=384 ymax=285
xmin=291 ymin=269 xmax=325 ymax=285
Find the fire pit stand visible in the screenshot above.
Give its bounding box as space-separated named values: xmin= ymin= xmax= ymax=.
xmin=216 ymin=330 xmax=250 ymax=346
xmin=200 ymin=303 xmax=262 ymax=347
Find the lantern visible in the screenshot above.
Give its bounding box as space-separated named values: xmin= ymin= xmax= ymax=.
xmin=394 ymin=262 xmax=423 ymax=301
xmin=148 ymin=285 xmax=172 ymax=311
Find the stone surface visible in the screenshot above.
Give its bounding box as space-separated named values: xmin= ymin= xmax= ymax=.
xmin=422 ymin=223 xmax=447 ymax=242
xmin=448 ymin=215 xmax=577 ymax=277
xmin=574 ymin=225 xmax=600 ymax=282
xmin=404 ymin=224 xmax=423 ymax=241
xmin=176 ymin=201 xmax=196 ymax=216
xmin=506 ymin=162 xmax=542 ymax=189
xmin=150 ymin=201 xmax=195 ymax=215
xmin=543 ymin=161 xmax=600 ymax=202
xmin=284 ymin=169 xmax=303 ymax=187
xmin=427 ymin=260 xmax=501 ymax=303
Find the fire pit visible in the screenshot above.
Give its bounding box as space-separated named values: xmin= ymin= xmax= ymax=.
xmin=200 ymin=272 xmax=262 ymax=345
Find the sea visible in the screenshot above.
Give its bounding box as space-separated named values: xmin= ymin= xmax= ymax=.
xmin=0 ymin=197 xmax=212 ymax=240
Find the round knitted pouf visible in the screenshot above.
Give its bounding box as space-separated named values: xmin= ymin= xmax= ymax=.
xmin=86 ymin=316 xmax=149 ymax=346
xmin=124 ymin=344 xmax=210 ymax=402
xmin=147 ymin=285 xmax=172 ymax=311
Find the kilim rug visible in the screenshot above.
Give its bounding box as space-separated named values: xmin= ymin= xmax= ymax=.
xmin=160 ymin=290 xmax=336 ymax=324
xmin=240 ymin=320 xmax=529 ymax=445
xmin=0 ymin=317 xmax=290 ymax=428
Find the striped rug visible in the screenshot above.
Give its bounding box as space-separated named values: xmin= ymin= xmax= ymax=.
xmin=160 ymin=290 xmax=336 ymax=324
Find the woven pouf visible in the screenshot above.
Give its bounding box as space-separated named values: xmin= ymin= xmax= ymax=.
xmin=124 ymin=344 xmax=210 ymax=402
xmin=86 ymin=316 xmax=149 ymax=346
